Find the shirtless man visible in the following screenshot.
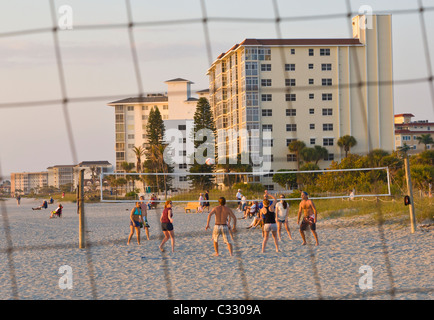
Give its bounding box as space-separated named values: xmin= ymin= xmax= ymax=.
xmin=205 ymin=197 xmax=237 ymax=256
xmin=297 ymin=191 xmax=319 ymax=246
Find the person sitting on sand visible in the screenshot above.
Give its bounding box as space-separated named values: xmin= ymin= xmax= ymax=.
xmin=32 ymin=200 xmax=48 ymax=210
xmin=297 ymin=191 xmax=319 ymax=246
xmin=49 ymin=203 xmax=63 ymax=219
xmin=246 ymin=205 xmax=262 ymax=230
xmin=205 ymin=197 xmax=237 ymax=257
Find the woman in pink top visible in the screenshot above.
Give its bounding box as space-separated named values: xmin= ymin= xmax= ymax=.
xmin=159 ymin=200 xmax=175 ymax=253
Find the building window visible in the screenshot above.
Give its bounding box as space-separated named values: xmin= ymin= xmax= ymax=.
xmin=286 ymin=109 xmax=296 ymax=116
xmin=285 ymin=64 xmax=295 ymax=71
xmin=246 ymin=92 xmax=259 ymax=106
xmin=179 ymin=150 xmax=187 ymax=156
xmin=308 ymin=64 xmax=314 ymax=70
xmin=246 ymin=77 xmax=259 ymax=91
xmin=402 ymin=136 xmax=411 ymax=141
xmin=309 ymin=48 xmax=314 ymax=56
xmin=324 ymin=153 xmax=334 ymax=161
xmin=245 ymin=62 xmax=258 ymax=76
xmin=142 ymin=106 xmax=148 ymax=111
xmin=285 ymin=79 xmax=296 ymax=86
xmin=178 ymin=125 xmax=186 ymax=130
xmin=261 ymin=79 xmax=272 ymax=87
xmin=290 ymin=48 xmax=295 ymax=55
xmin=309 ymin=108 xmax=315 ymax=115
xmin=127 ymin=134 xmax=134 ymax=139
xmin=310 ymin=138 xmax=316 ymax=145
xmin=323 ymin=123 xmax=333 ymax=131
xmin=246 ymin=107 xmax=259 ymax=121
xmin=179 ymin=176 xmax=188 ymax=182
xmin=127 ymin=106 xmax=134 ymax=111
xmin=322 ymin=78 xmax=333 ymax=86
xmin=287 ymin=154 xmax=297 ymax=162
xmin=263 ymin=139 xmax=274 ymax=147
xmin=179 ymin=164 xmax=187 ymax=169
xmin=286 ymin=138 xmax=296 ymax=146
xmin=262 ymin=109 xmax=272 ymax=116
xmin=261 ymin=64 xmax=271 ymax=71
xmin=322 ymin=93 xmax=333 ymax=101
xmin=285 ymin=94 xmax=296 ymax=101
xmin=261 ymin=94 xmax=272 ymax=102
xmin=258 ymin=48 xmax=271 ymax=60
xmin=309 ymin=79 xmax=314 ymax=85
xmin=322 ymin=108 xmax=333 ymax=116
xmin=320 ymin=48 xmax=331 ymax=56
xmin=310 ymin=124 xmax=315 ymax=130
xmin=321 ymin=63 xmax=332 ymax=71
xmin=309 ymin=93 xmax=315 ymax=100
xmin=323 ymin=138 xmax=334 ymax=146
xmin=286 ymin=124 xmax=297 ymax=132
xmin=262 ymin=124 xmax=273 ymax=132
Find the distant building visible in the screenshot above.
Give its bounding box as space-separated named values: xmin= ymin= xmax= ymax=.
xmin=47 ymin=165 xmax=75 ymax=189
xmin=395 ymin=113 xmax=434 ymax=154
xmin=11 ymin=171 xmax=48 ymax=196
xmin=10 ymin=160 xmax=113 ymax=195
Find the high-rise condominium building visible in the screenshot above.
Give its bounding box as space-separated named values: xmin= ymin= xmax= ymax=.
xmin=207 ymin=14 xmax=394 ymax=189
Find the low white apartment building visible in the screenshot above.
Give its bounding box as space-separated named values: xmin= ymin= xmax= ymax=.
xmin=107 ymin=78 xmax=209 ymax=188
xmin=395 ymin=113 xmax=434 ymax=154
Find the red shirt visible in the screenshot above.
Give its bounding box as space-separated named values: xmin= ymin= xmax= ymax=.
xmin=161 ymin=208 xmax=172 ymax=223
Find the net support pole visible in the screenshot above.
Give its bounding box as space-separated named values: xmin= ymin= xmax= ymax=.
xmin=78 ymin=169 xmax=86 ymax=248
xmin=404 ymin=156 xmax=416 ymax=233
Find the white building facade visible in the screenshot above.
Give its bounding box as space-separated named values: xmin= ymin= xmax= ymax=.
xmin=207 ymin=14 xmax=394 ymax=190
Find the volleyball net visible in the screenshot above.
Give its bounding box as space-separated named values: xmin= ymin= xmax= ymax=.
xmin=99 ymin=166 xmax=391 ymax=203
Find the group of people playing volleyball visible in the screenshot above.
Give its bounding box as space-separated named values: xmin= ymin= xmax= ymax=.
xmin=127 ymin=190 xmax=319 ymax=256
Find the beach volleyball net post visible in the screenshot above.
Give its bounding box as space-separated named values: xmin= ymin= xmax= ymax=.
xmin=99 ymin=166 xmax=391 ymax=203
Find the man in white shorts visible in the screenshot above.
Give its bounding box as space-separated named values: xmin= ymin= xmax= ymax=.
xmin=205 ymin=197 xmax=237 ymax=256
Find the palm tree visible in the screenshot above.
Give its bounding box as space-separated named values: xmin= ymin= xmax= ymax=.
xmin=416 ymin=134 xmax=434 ymax=150
xmin=397 ymin=143 xmax=411 ymax=158
xmin=121 ymin=162 xmax=135 ymax=192
xmin=337 ymin=135 xmax=357 ymax=157
xmin=313 ymin=145 xmax=329 ymax=165
xmin=288 ymin=140 xmax=306 ymax=171
xmin=133 ymin=146 xmax=146 ymax=173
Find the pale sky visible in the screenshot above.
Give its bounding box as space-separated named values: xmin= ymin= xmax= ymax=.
xmin=0 ymin=0 xmax=433 ymax=179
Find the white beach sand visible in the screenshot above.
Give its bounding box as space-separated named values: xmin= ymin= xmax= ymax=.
xmin=0 ymin=198 xmax=432 ymax=300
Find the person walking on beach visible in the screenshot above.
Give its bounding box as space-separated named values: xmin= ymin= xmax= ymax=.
xmin=127 ymin=202 xmax=144 ymax=245
xmin=297 ymin=191 xmax=319 ymax=246
xmin=139 ymin=196 xmax=150 ymax=240
xmin=275 ymin=195 xmax=292 ymax=241
xmin=260 ymin=191 xmax=279 ymax=253
xmin=198 ymin=193 xmax=204 ymax=213
xmin=159 ymin=200 xmax=175 ymax=253
xmin=16 ymin=194 xmax=21 ymax=205
xmin=203 ymin=190 xmax=210 ymax=213
xmin=236 ymin=189 xmax=242 ymax=211
xmin=205 ymin=197 xmax=237 ymax=256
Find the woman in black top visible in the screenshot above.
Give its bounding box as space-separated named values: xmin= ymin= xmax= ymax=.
xmin=260 ymin=191 xmax=279 ymax=253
